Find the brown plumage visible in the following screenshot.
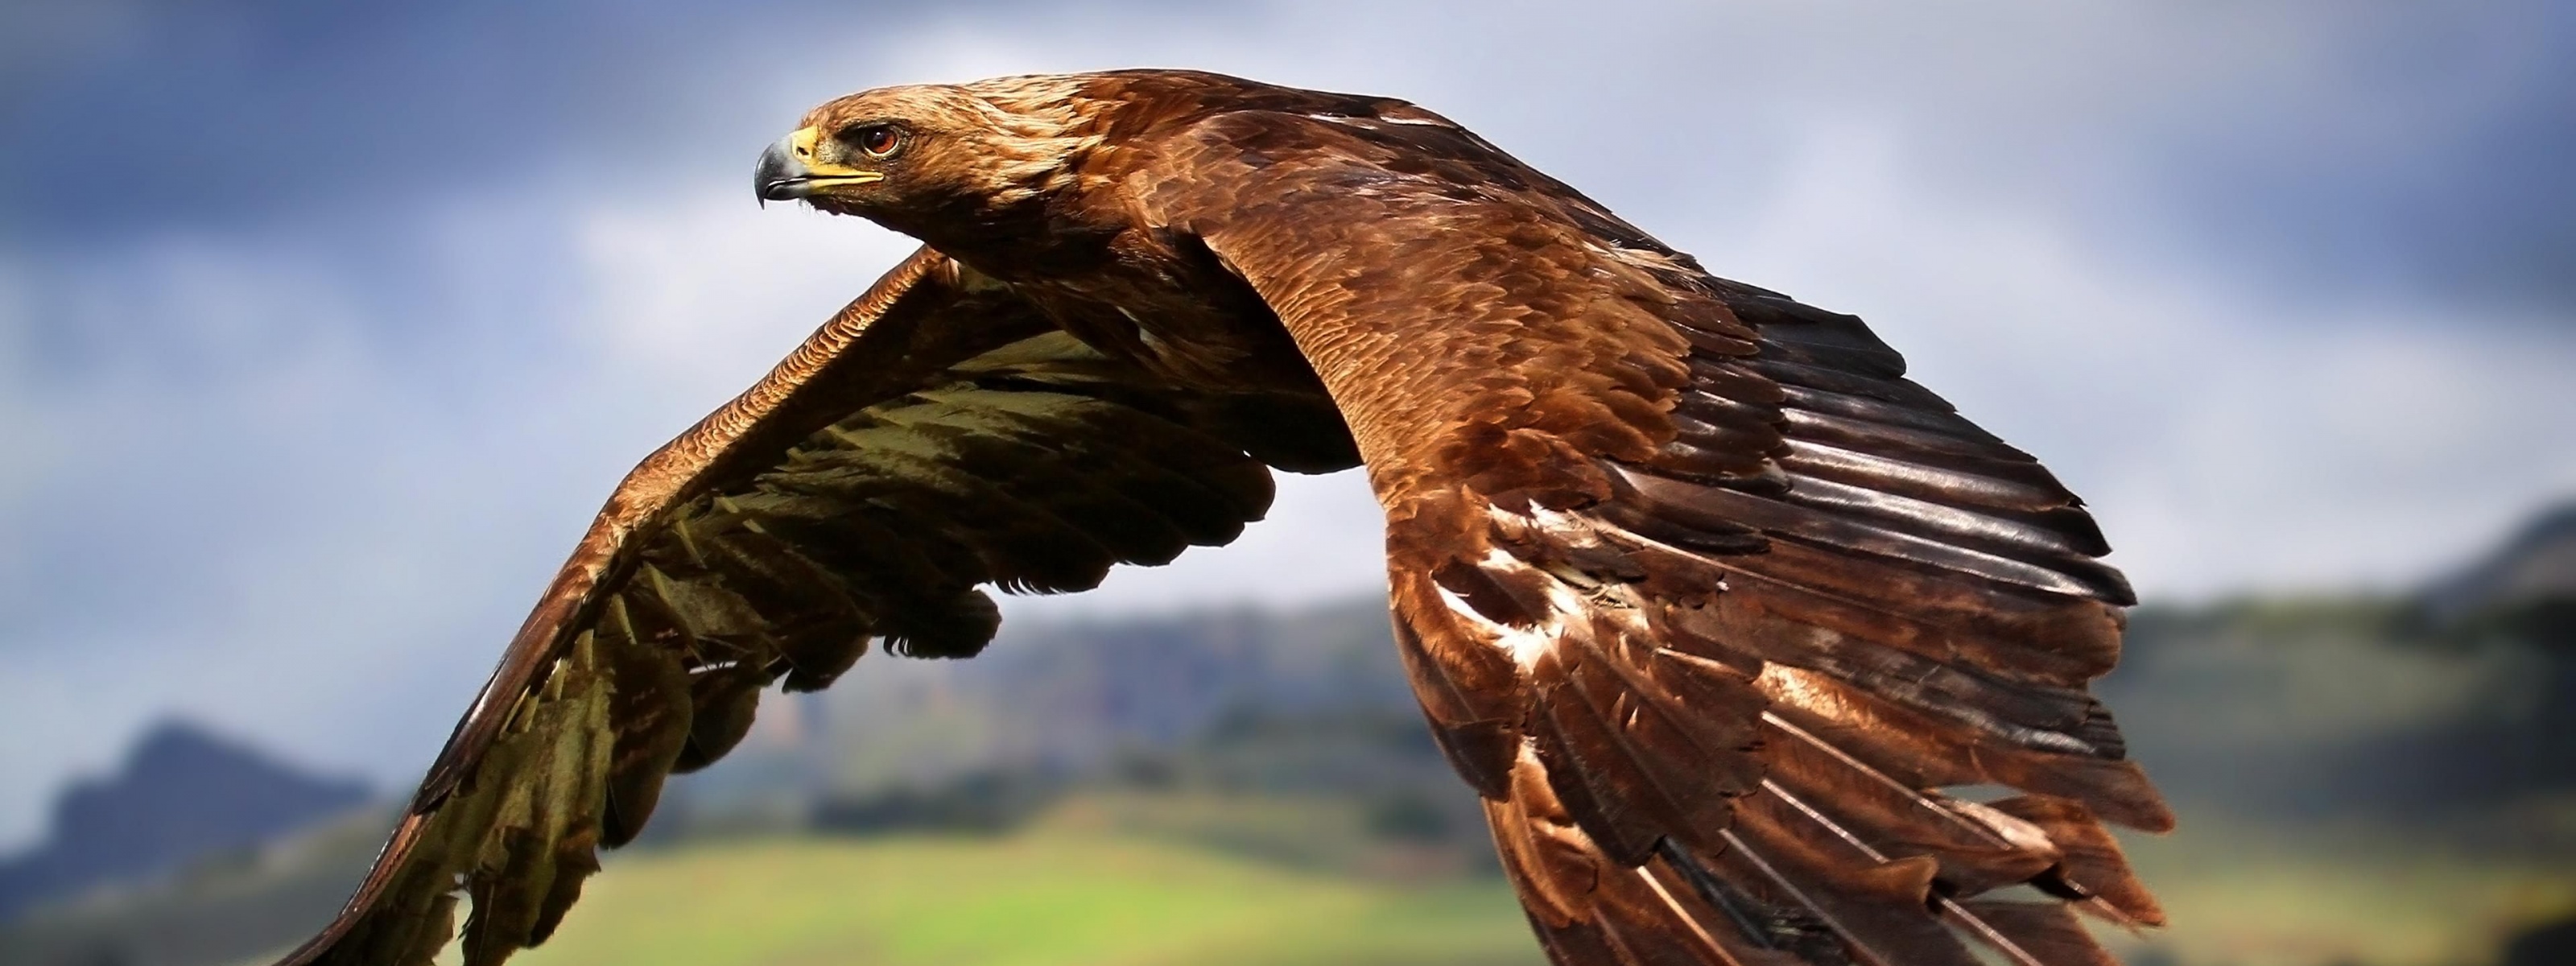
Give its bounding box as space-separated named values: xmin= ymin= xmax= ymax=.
xmin=276 ymin=69 xmax=2171 ymax=966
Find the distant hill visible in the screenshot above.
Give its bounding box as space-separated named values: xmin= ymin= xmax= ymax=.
xmin=631 ymin=600 xmax=1412 ymax=806
xmin=2104 ymin=498 xmax=2576 ymax=823
xmin=2417 ymin=499 xmax=2576 ymax=647
xmin=807 ymin=599 xmax=1414 ymax=791
xmin=0 ymin=720 xmax=370 ymax=923
xmin=662 ymin=599 xmax=1440 ymax=836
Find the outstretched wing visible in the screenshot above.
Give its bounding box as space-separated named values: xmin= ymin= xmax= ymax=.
xmin=279 ymin=246 xmax=1352 ymax=966
xmin=1143 ymin=105 xmax=2171 ymax=966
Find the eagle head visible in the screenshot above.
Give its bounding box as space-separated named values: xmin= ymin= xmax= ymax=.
xmin=755 ymin=77 xmax=1103 ymax=237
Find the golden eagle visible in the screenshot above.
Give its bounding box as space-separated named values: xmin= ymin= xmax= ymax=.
xmin=279 ymin=69 xmax=2170 ymax=966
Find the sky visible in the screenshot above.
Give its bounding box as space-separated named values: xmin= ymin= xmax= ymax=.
xmin=0 ymin=0 xmax=2570 ymax=849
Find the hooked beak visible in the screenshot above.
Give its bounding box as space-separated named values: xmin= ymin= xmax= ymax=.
xmin=755 ymin=126 xmax=884 ymax=205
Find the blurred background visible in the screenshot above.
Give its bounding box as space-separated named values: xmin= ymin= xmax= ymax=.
xmin=2 ymin=2 xmax=2572 ymax=964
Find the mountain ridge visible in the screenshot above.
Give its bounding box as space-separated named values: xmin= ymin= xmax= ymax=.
xmin=0 ymin=720 xmax=369 ymax=923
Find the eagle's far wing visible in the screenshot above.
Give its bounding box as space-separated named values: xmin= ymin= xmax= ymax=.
xmin=1145 ymin=108 xmax=2172 ymax=966
xmin=279 ymin=246 xmax=1331 ymax=966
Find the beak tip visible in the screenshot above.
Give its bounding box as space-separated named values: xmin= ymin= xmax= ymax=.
xmin=755 ymin=135 xmax=799 ymax=207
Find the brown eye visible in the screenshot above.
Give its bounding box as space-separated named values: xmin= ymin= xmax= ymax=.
xmin=852 ymin=125 xmax=901 ymax=158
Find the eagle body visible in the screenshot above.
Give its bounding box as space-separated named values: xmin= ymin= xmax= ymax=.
xmin=282 ymin=70 xmax=2170 ymax=966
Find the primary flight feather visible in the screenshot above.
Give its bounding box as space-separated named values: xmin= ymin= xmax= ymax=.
xmin=279 ymin=69 xmax=2171 ymax=966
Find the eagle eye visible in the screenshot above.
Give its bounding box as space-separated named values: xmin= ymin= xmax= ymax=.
xmin=842 ymin=123 xmax=903 ymax=159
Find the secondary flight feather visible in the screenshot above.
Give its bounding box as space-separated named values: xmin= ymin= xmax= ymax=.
xmin=278 ymin=69 xmax=2171 ymax=966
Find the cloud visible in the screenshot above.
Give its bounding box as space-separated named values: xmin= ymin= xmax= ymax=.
xmin=1 ymin=0 xmax=2570 ymax=848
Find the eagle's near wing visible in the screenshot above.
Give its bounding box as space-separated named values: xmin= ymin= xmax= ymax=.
xmin=277 ymin=247 xmax=1356 ymax=966
xmin=1136 ymin=104 xmax=2172 ymax=966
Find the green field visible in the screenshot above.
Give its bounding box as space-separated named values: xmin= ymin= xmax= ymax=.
xmin=2112 ymin=812 xmax=2576 ymax=966
xmin=1 ymin=805 xmax=2497 ymax=966
xmin=465 ymin=831 xmax=1544 ymax=966
xmin=474 ymin=822 xmax=2575 ymax=966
